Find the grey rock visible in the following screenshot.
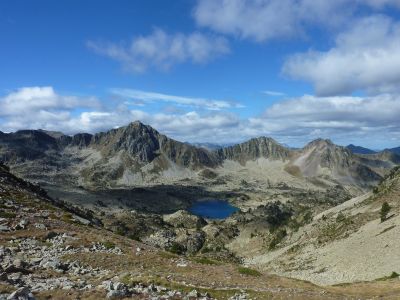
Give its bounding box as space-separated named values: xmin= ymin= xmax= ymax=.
xmin=187 ymin=289 xmax=200 ymax=298
xmin=7 ymin=287 xmax=35 ymax=300
xmin=0 ymin=225 xmax=10 ymax=232
xmin=163 ymin=210 xmax=207 ymax=229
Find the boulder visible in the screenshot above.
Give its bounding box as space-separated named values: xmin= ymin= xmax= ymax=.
xmin=163 ymin=210 xmax=207 ymax=229
xmin=7 ymin=287 xmax=35 ymax=300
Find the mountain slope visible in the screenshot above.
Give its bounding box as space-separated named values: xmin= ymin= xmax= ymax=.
xmin=289 ymin=139 xmax=382 ymax=189
xmin=386 ymin=146 xmax=400 ymax=155
xmin=0 ymin=122 xmax=397 ymax=192
xmin=244 ymin=166 xmax=400 ymax=285
xmin=217 ymin=137 xmax=290 ymax=164
xmin=346 ymin=144 xmax=376 ymax=154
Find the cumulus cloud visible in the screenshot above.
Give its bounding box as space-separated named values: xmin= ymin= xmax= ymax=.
xmin=110 ymin=88 xmax=244 ymax=110
xmin=194 ymin=0 xmax=355 ymax=42
xmin=283 ymin=16 xmax=400 ymax=95
xmin=87 ymin=29 xmax=230 ymax=72
xmin=0 ymin=86 xmax=98 ymax=116
xmin=1 ymin=86 xmax=400 ymax=147
xmin=193 ymin=0 xmax=400 ymax=43
xmin=0 ymin=86 xmax=240 ymax=143
xmin=248 ymin=93 xmax=400 ymax=146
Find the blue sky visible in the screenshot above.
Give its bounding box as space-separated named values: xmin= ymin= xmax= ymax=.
xmin=1 ymin=0 xmax=400 ymax=148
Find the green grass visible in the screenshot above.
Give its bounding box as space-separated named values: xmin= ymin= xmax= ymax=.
xmin=238 ymin=267 xmax=262 ymax=277
xmin=192 ymin=257 xmax=221 ymax=265
xmin=102 ymin=241 xmax=115 ymax=250
xmin=159 ymin=251 xmax=178 ymax=259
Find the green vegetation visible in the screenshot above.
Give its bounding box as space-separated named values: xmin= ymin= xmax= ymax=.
xmin=61 ymin=213 xmax=74 ymax=223
xmin=336 ymin=212 xmax=346 ymax=223
xmin=377 ymin=271 xmax=399 ymax=281
xmin=102 ymin=241 xmax=116 ymax=249
xmin=0 ymin=211 xmax=16 ymax=218
xmin=192 ymin=257 xmax=221 ymax=265
xmin=377 ymin=225 xmax=396 ymax=236
xmin=159 ymin=251 xmax=178 ymax=259
xmin=380 ymin=202 xmax=391 ymax=222
xmin=238 ymin=267 xmax=262 ymax=277
xmin=168 ymin=242 xmax=185 ymax=255
xmin=269 ymin=229 xmax=287 ymax=250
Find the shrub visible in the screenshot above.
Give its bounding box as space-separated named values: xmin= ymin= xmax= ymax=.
xmin=193 ymin=257 xmax=220 ymax=265
xmin=380 ymin=202 xmax=391 ymax=222
xmin=238 ymin=267 xmax=261 ymax=277
xmin=336 ymin=212 xmax=346 ymax=223
xmin=168 ymin=242 xmax=185 ymax=255
xmin=269 ymin=229 xmax=287 ymax=250
xmin=102 ymin=241 xmax=115 ymax=249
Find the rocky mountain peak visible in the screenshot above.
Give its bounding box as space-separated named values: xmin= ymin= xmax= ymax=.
xmin=91 ymin=121 xmax=160 ymax=163
xmin=304 ymin=138 xmax=335 ymax=150
xmin=217 ymin=136 xmax=291 ymax=163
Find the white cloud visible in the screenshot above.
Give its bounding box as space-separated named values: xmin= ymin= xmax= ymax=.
xmin=283 ymin=16 xmax=400 ymax=95
xmin=193 ymin=0 xmax=354 ymax=42
xmin=193 ymin=0 xmax=400 ymax=43
xmin=110 ymin=88 xmax=244 ymax=110
xmin=247 ymin=93 xmax=400 ymax=146
xmin=1 ymin=86 xmax=400 ymax=147
xmin=0 ymin=86 xmax=241 ymax=143
xmin=0 ymin=86 xmax=98 ymax=116
xmin=87 ymin=29 xmax=230 ymax=72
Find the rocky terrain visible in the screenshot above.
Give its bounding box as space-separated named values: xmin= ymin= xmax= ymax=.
xmin=2 ymin=163 xmax=400 ymax=299
xmin=242 ymin=166 xmax=400 ymax=285
xmin=0 ymin=121 xmax=398 ymax=193
xmin=1 ymin=121 xmax=398 ymax=222
xmin=1 ymin=122 xmax=400 ymax=299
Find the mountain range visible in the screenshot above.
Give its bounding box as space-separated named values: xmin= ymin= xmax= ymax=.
xmin=1 ymin=121 xmax=399 ymax=195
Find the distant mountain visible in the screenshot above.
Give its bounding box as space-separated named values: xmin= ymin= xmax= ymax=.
xmin=346 ymin=144 xmax=377 ymax=154
xmin=385 ymin=146 xmax=400 ymax=155
xmin=0 ymin=121 xmax=398 ymax=191
xmin=217 ymin=136 xmax=291 ymax=164
xmin=290 ymin=139 xmax=383 ymax=187
xmin=187 ymin=142 xmax=226 ymax=151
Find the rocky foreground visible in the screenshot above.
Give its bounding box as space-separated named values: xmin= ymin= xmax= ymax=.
xmin=0 ymin=165 xmax=400 ymax=299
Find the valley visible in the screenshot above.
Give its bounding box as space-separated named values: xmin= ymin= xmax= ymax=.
xmin=1 ymin=121 xmax=400 ymax=299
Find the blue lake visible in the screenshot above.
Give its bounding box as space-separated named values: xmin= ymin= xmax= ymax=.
xmin=188 ymin=200 xmax=239 ymax=219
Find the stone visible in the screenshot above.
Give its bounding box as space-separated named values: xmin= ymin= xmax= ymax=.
xmin=187 ymin=289 xmax=200 ymax=298
xmin=163 ymin=210 xmax=207 ymax=229
xmin=34 ymin=223 xmax=46 ymax=230
xmin=7 ymin=287 xmax=35 ymax=300
xmin=0 ymin=225 xmax=10 ymax=232
xmin=72 ymin=215 xmax=90 ymax=225
xmin=14 ymin=219 xmax=29 ymax=230
xmin=0 ymin=272 xmax=7 ymax=281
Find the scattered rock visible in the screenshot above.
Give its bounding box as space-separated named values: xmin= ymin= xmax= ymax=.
xmin=13 ymin=219 xmax=29 ymax=230
xmin=7 ymin=287 xmax=35 ymax=300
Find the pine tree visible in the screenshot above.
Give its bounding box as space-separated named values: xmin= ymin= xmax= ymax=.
xmin=380 ymin=202 xmax=391 ymax=222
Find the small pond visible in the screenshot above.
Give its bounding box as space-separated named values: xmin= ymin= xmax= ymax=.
xmin=188 ymin=199 xmax=239 ymax=219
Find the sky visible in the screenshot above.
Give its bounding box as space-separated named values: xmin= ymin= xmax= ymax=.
xmin=1 ymin=0 xmax=400 ymax=148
